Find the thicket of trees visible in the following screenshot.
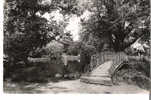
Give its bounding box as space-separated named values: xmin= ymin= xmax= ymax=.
xmin=4 ymin=0 xmax=150 ymax=83
xmin=83 ymin=0 xmax=150 ymax=89
xmin=4 ymin=0 xmax=81 ymax=80
xmin=4 ymin=0 xmax=80 ymax=65
xmin=80 ymin=0 xmax=150 ymax=52
xmin=78 ymin=0 xmax=150 ymax=73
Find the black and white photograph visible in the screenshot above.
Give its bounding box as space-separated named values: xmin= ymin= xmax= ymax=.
xmin=3 ymin=0 xmax=151 ymax=95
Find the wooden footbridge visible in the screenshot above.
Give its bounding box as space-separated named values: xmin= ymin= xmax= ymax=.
xmin=80 ymin=51 xmax=150 ymax=86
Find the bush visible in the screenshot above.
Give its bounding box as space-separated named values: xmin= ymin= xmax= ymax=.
xmin=113 ymin=59 xmax=150 ymax=90
xmin=44 ymin=40 xmax=64 ymax=59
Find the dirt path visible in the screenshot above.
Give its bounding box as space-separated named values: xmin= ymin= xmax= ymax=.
xmin=4 ymin=79 xmax=149 ymax=94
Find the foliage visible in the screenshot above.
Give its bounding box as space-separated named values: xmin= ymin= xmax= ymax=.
xmin=4 ymin=0 xmax=81 ymax=63
xmin=66 ymin=42 xmax=80 ymax=55
xmin=80 ymin=0 xmax=150 ymax=86
xmin=80 ymin=0 xmax=150 ymax=52
xmin=113 ymin=59 xmax=151 ymax=90
xmin=41 ymin=0 xmax=82 ymax=15
xmin=4 ymin=0 xmax=150 ymax=84
xmin=4 ymin=0 xmax=57 ymax=65
xmin=3 ymin=0 xmax=81 ymax=81
xmin=44 ymin=40 xmax=64 ymax=59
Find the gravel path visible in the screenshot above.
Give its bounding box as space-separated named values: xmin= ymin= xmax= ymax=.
xmin=4 ymin=79 xmax=149 ymax=94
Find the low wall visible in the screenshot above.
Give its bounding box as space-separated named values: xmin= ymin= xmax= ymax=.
xmin=28 ymin=56 xmax=81 ymax=77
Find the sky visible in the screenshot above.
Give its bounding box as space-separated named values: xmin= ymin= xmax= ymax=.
xmin=64 ymin=10 xmax=92 ymax=41
xmin=64 ymin=15 xmax=81 ymax=41
xmin=36 ymin=9 xmax=92 ymax=41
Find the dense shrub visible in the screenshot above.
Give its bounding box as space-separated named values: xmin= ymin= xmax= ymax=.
xmin=44 ymin=40 xmax=64 ymax=59
xmin=113 ymin=59 xmax=150 ymax=90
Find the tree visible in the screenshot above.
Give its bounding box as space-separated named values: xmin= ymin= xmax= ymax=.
xmin=78 ymin=0 xmax=150 ymax=74
xmin=4 ymin=0 xmax=83 ymax=81
xmin=4 ymin=0 xmax=50 ymax=65
xmin=80 ymin=0 xmax=150 ymax=52
xmin=4 ymin=0 xmax=82 ymax=66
